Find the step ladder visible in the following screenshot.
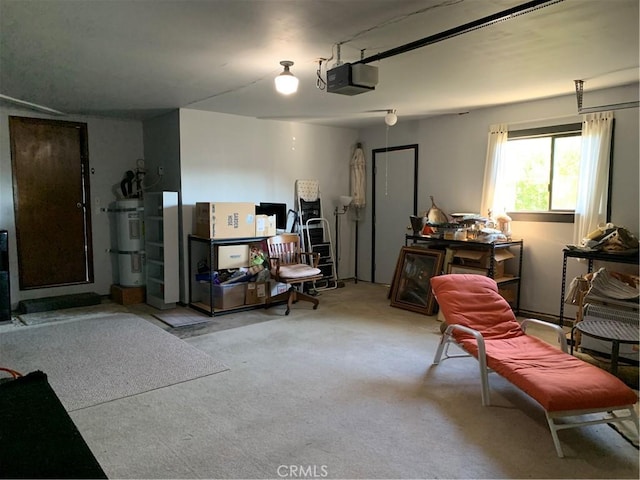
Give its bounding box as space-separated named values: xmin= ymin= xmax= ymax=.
xmin=295 ymin=180 xmax=337 ymax=290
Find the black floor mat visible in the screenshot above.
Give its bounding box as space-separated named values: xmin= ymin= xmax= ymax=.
xmin=0 ymin=371 xmax=108 ymax=479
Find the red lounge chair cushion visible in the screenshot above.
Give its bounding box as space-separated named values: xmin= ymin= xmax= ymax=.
xmin=431 ymin=274 xmax=523 ymax=340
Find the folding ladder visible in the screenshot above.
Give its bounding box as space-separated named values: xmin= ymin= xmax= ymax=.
xmin=295 ymin=180 xmax=337 ymax=290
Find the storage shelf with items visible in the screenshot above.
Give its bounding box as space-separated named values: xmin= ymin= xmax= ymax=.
xmin=566 ymin=267 xmax=639 ymax=369
xmin=188 ymin=235 xmax=273 ymax=317
xmin=406 ymin=235 xmax=523 ymax=313
xmin=559 ymin=247 xmax=639 ymax=326
xmin=143 ymin=191 xmax=179 ymax=309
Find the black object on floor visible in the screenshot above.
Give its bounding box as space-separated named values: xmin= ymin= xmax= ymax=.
xmin=17 ymin=292 xmax=101 ymax=314
xmin=0 ymin=230 xmax=9 ymax=322
xmin=0 ymin=371 xmax=108 ymax=479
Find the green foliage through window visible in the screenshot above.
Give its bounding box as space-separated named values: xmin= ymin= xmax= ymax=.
xmin=505 ymin=125 xmax=581 ymax=213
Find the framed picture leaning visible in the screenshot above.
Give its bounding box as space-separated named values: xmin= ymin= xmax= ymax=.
xmin=390 ymin=247 xmax=444 ymax=315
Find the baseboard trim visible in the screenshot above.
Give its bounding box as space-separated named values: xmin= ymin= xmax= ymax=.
xmin=518 ymin=309 xmax=573 ymax=326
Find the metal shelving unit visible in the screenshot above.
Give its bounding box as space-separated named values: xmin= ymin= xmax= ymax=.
xmin=188 ymin=235 xmax=271 ymax=317
xmin=143 ymin=192 xmax=179 ymax=309
xmin=406 ymin=235 xmax=524 ymax=313
xmin=559 ymin=248 xmax=639 ymax=326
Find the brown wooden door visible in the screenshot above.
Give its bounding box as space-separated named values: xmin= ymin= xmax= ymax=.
xmin=9 ymin=116 xmax=93 ymax=289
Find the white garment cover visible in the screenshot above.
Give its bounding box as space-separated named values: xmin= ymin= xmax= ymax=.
xmin=350 ymin=146 xmax=366 ymax=208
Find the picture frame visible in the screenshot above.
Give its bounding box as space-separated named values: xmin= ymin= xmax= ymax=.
xmin=285 ymin=209 xmax=299 ymax=233
xmin=390 ymin=247 xmax=444 ymax=315
xmin=447 ymin=264 xmax=488 ymax=276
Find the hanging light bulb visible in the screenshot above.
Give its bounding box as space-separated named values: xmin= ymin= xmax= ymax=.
xmin=275 ymin=60 xmax=299 ymax=95
xmin=384 ymin=109 xmax=398 ymax=126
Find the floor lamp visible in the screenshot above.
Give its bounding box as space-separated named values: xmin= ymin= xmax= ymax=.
xmin=334 ymin=195 xmax=353 ymax=287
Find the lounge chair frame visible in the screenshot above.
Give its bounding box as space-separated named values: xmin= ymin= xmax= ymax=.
xmin=433 ymin=318 xmax=639 ymax=457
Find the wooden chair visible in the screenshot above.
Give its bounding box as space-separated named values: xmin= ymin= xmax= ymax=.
xmin=266 ymin=234 xmax=323 ymax=315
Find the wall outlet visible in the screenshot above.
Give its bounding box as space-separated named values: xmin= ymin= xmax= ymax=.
xmin=157 ymin=166 xmax=164 ymax=175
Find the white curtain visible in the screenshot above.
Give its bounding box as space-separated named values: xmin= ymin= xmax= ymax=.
xmin=572 ymin=111 xmax=614 ymax=246
xmin=480 ymin=123 xmax=509 ymax=219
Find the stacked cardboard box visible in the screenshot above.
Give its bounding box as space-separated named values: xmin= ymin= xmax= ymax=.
xmin=195 ymin=202 xmax=256 ymax=239
xmin=245 ymin=282 xmax=269 ymax=305
xmin=255 ymin=214 xmax=277 ymax=237
xmin=452 ymin=248 xmax=515 ymax=278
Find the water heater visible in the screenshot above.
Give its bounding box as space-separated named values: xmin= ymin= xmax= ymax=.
xmin=115 ymin=199 xmax=144 ymax=287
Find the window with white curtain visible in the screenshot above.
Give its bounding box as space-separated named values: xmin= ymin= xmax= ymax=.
xmin=481 ymin=114 xmax=614 ymax=233
xmin=504 ymin=123 xmax=582 ymax=222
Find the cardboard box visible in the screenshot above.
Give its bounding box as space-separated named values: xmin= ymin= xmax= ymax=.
xmin=493 ymin=249 xmax=515 ymax=278
xmin=245 ymin=281 xmax=268 ymax=305
xmin=255 ymin=214 xmax=277 ymax=237
xmin=198 ymin=282 xmax=246 ymax=309
xmin=111 ymin=284 xmax=145 ymax=305
xmin=452 ymin=248 xmax=515 ymax=277
xmin=217 ymin=245 xmax=250 ymax=269
xmin=195 ymin=202 xmax=256 ymax=239
xmin=498 ymin=284 xmax=517 ymax=303
xmin=453 ymin=249 xmax=486 ymax=268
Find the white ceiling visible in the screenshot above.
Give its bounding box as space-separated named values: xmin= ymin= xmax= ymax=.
xmin=1 ymin=0 xmax=638 ymax=128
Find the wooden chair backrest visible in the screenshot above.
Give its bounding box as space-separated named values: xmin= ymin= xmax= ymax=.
xmin=267 ymin=234 xmax=302 ymax=267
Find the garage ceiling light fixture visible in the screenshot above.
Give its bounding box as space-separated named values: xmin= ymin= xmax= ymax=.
xmin=384 ymin=110 xmax=398 ymax=126
xmin=275 ymin=61 xmax=299 ymax=95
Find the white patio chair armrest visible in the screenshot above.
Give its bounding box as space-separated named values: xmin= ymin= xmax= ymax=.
xmin=444 ymin=323 xmax=487 ymax=360
xmin=520 ymin=318 xmax=568 ymax=353
xmin=443 ymin=323 xmax=491 ymax=406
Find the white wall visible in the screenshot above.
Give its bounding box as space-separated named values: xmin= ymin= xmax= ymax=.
xmin=2 ymin=85 xmax=636 ymax=317
xmin=356 ymin=84 xmax=639 ymax=317
xmin=142 ymin=110 xmax=182 ymax=194
xmin=0 ymin=106 xmax=144 ymax=309
xmin=142 ymin=110 xmax=184 ymax=298
xmin=177 ymin=109 xmax=359 ymax=302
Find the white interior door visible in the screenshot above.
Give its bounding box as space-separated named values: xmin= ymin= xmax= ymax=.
xmin=372 ymin=145 xmax=418 ymax=284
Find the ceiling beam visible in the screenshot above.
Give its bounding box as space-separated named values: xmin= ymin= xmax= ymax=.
xmin=352 ymin=0 xmax=565 ymax=65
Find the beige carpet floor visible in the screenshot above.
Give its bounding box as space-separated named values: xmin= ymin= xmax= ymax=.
xmin=3 ymin=281 xmax=638 ymax=478
xmin=61 ymin=282 xmax=639 ymax=478
xmin=0 ymin=313 xmax=228 ymax=411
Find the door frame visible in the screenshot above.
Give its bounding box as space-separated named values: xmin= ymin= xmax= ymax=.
xmin=371 ymin=144 xmax=418 ymax=283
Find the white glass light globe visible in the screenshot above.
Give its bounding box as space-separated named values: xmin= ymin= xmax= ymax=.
xmin=275 ymin=73 xmax=299 ymax=95
xmin=384 ymin=112 xmax=398 ymax=126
